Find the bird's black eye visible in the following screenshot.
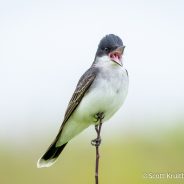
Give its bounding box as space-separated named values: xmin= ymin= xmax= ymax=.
xmin=104 ymin=47 xmax=109 ymax=52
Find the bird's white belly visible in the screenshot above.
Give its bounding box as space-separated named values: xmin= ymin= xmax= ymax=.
xmin=74 ymin=67 xmax=129 ymax=123
xmin=57 ymin=66 xmax=128 ymax=146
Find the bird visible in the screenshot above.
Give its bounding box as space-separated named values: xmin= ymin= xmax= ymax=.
xmin=37 ymin=34 xmax=129 ymax=168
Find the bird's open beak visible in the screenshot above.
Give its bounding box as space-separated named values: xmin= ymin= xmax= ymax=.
xmin=109 ymin=46 xmax=125 ymax=66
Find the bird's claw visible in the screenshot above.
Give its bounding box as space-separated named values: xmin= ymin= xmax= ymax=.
xmin=91 ymin=137 xmax=101 ymax=146
xmin=95 ymin=112 xmax=105 ymax=120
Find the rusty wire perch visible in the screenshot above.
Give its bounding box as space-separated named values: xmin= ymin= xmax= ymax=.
xmin=91 ymin=112 xmax=104 ymax=184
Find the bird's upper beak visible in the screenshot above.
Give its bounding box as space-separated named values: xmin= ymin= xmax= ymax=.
xmin=109 ymin=46 xmax=125 ymax=66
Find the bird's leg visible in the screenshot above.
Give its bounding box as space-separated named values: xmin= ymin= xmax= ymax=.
xmin=91 ymin=112 xmax=104 ymax=146
xmin=91 ymin=112 xmax=104 ymax=184
xmin=91 ymin=124 xmax=102 ymax=146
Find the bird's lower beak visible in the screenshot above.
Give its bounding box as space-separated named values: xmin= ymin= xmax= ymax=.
xmin=109 ymin=46 xmax=125 ymax=66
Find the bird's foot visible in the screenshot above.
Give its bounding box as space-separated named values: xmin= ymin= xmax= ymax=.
xmin=95 ymin=112 xmax=105 ymax=121
xmin=91 ymin=137 xmax=101 ymax=146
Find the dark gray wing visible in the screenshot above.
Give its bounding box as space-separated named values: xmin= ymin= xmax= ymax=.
xmin=56 ymin=66 xmax=99 ymax=138
xmin=39 ymin=67 xmax=99 ymax=162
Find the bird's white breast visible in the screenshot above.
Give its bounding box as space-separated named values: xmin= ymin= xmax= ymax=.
xmin=57 ymin=59 xmax=129 ymax=145
xmin=74 ymin=60 xmax=129 ymax=124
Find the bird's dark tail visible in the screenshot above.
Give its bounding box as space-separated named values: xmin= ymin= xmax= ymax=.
xmin=37 ymin=142 xmax=68 ymax=168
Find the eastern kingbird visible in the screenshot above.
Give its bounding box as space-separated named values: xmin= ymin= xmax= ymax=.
xmin=37 ymin=34 xmax=129 ymax=168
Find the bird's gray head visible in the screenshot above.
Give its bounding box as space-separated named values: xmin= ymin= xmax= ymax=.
xmin=94 ymin=34 xmax=125 ymax=66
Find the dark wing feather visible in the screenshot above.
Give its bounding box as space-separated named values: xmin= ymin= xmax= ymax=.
xmin=38 ymin=67 xmax=98 ymax=164
xmin=55 ymin=66 xmax=99 ymax=140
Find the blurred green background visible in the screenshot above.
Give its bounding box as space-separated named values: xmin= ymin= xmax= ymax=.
xmin=1 ymin=0 xmax=184 ymax=183
xmin=1 ymin=121 xmax=184 ymax=184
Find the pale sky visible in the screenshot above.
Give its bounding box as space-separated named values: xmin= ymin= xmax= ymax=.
xmin=0 ymin=0 xmax=184 ymax=144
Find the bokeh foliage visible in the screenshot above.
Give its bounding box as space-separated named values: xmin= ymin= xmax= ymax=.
xmin=1 ymin=122 xmax=184 ymax=184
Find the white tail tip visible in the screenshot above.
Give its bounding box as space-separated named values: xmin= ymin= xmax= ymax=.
xmin=37 ymin=158 xmax=56 ymax=168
